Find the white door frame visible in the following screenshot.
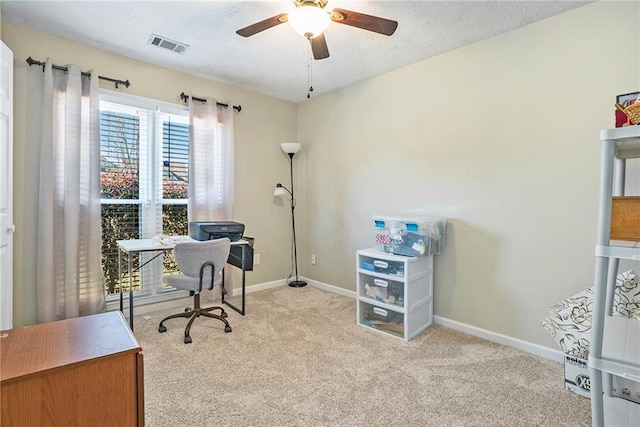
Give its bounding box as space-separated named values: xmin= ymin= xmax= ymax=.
xmin=0 ymin=41 xmax=14 ymax=330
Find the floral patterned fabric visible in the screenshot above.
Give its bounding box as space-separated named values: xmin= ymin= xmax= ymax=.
xmin=541 ymin=270 xmax=640 ymax=359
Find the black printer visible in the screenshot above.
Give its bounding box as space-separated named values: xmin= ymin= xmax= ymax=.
xmin=189 ymin=221 xmax=245 ymax=242
xmin=189 ymin=221 xmax=254 ymax=272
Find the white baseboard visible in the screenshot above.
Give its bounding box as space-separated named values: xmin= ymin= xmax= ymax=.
xmin=302 ymin=277 xmax=562 ymax=363
xmin=106 ymin=294 xmax=194 ymax=318
xmin=231 ymin=278 xmax=287 ymax=295
xmin=109 ymin=276 xmax=562 ymax=363
xmin=305 ymin=277 xmax=357 ymax=299
xmin=107 ymin=279 xmax=289 ymax=318
xmin=432 ymin=316 xmax=564 ymax=363
xmin=238 ymin=276 xmax=358 ymax=299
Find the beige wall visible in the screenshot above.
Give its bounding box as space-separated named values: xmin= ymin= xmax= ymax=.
xmin=297 ymin=1 xmax=640 ymax=350
xmin=5 ymin=23 xmax=298 ymax=327
xmin=6 ymin=2 xmax=640 ymax=352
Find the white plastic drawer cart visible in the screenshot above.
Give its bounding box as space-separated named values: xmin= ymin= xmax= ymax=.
xmin=590 ymin=126 xmax=640 ymax=426
xmin=356 ymin=248 xmax=433 ymax=341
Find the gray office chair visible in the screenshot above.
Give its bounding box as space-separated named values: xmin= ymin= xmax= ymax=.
xmin=158 ymin=238 xmax=232 ymax=344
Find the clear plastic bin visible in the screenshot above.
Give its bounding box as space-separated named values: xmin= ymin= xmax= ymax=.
xmin=373 ymin=216 xmax=446 ymax=256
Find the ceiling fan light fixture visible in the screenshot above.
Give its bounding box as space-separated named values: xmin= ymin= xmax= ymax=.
xmin=288 ymin=5 xmax=330 ymax=39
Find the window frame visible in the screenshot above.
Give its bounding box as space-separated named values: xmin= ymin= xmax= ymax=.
xmin=99 ymin=89 xmax=191 ymax=307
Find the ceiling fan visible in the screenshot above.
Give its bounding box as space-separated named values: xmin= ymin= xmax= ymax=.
xmin=236 ymin=0 xmax=398 ymax=60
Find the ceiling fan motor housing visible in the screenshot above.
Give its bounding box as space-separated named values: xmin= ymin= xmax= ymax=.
xmin=236 ymin=0 xmax=398 ymax=60
xmin=294 ymin=0 xmax=328 ymax=9
xmin=289 ymin=1 xmax=331 ymax=39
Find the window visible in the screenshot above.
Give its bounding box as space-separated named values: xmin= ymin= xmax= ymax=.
xmin=100 ymin=91 xmax=189 ymax=302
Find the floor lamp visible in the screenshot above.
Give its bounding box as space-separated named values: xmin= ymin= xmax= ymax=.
xmin=274 ymin=142 xmax=307 ymax=288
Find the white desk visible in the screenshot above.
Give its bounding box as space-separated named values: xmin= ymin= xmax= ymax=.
xmin=117 ymin=237 xmax=253 ymax=329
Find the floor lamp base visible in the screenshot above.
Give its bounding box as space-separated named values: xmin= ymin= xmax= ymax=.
xmin=288 ymin=279 xmax=307 ymax=288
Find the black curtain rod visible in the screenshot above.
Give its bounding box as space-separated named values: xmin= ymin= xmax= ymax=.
xmin=179 ymin=92 xmax=241 ymax=112
xmin=26 ymin=56 xmax=131 ymax=89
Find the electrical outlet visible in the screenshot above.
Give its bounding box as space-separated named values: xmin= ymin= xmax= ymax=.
xmin=311 ymin=255 xmax=316 ymax=265
xmin=254 ymin=253 xmax=260 ymax=265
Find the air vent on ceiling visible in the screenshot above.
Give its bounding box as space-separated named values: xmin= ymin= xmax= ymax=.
xmin=147 ymin=34 xmax=189 ymax=54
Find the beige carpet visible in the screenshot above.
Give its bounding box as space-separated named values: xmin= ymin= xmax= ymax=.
xmin=132 ymin=286 xmax=591 ymax=426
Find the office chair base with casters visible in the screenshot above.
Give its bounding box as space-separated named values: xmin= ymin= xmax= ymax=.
xmin=158 ymin=293 xmax=231 ymax=344
xmin=156 ymin=238 xmax=233 ymax=344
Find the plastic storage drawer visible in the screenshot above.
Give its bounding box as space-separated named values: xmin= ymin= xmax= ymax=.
xmin=359 ymin=255 xmax=404 ymax=277
xmin=359 ymin=301 xmax=404 ymax=338
xmin=358 ymin=273 xmax=404 ymax=307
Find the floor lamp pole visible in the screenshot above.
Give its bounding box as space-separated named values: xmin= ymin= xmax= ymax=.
xmin=288 ymin=152 xmax=306 ymax=288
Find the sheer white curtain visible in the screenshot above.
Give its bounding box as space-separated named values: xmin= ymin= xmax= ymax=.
xmin=188 ymin=99 xmax=234 ymax=300
xmin=36 ymin=60 xmax=105 ymax=322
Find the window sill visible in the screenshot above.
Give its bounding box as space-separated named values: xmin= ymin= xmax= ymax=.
xmin=105 ymin=289 xmax=191 ymax=317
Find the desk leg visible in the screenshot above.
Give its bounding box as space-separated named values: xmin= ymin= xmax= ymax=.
xmin=241 ymin=269 xmax=246 ymax=314
xmin=118 ymin=248 xmax=124 ymax=314
xmin=221 ymin=267 xmax=246 ymax=316
xmin=128 ymin=252 xmax=134 ymax=329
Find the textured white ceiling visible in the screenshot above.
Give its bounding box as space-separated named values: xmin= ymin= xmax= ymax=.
xmin=2 ymin=0 xmax=589 ymax=103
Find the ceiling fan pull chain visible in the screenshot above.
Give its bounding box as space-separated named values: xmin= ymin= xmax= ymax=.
xmin=307 ymin=48 xmax=314 ymax=99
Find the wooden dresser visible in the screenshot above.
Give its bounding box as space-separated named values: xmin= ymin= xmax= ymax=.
xmin=0 ymin=311 xmax=144 ymax=426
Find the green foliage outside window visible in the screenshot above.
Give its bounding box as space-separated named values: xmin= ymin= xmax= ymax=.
xmin=101 ymin=171 xmax=188 ymax=295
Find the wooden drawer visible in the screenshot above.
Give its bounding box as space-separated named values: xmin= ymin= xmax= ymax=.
xmin=611 ymin=197 xmax=640 ymax=241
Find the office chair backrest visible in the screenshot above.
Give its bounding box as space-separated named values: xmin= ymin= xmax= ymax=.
xmin=173 ymin=238 xmax=231 ymax=288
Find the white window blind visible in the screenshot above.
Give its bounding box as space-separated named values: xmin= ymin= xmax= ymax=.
xmin=99 ymin=94 xmax=189 ymax=301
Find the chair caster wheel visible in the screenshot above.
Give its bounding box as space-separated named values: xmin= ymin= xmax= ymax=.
xmin=184 ymin=307 xmax=191 ymax=312
xmin=221 ymin=312 xmax=228 ymax=318
xmin=184 ymin=336 xmax=192 ymax=344
xmin=224 ymin=325 xmax=232 ymax=333
xmin=158 ymin=325 xmax=167 ymax=333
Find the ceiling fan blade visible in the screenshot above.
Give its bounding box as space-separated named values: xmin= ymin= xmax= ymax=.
xmin=236 ymin=13 xmax=288 ymax=37
xmin=330 ymin=8 xmax=398 ymax=36
xmin=310 ymin=33 xmax=330 ymax=60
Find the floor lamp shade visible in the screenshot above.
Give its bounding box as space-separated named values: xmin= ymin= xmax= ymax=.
xmin=276 ymin=143 xmax=306 ymax=288
xmin=281 ymin=142 xmax=300 ymax=155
